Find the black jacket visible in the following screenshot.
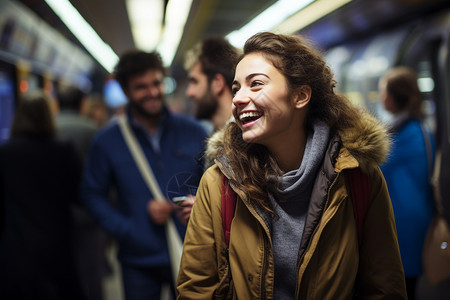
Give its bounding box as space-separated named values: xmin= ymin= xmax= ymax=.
xmin=0 ymin=134 xmax=83 ymax=300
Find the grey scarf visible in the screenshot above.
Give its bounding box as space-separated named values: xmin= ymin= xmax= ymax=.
xmin=270 ymin=120 xmax=330 ymax=299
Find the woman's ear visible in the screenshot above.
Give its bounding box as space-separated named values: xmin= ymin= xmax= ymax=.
xmin=293 ymin=85 xmax=311 ymax=109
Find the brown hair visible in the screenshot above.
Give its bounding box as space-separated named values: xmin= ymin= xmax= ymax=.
xmin=185 ymin=36 xmax=240 ymax=89
xmin=222 ymin=32 xmax=362 ymax=211
xmin=11 ymin=90 xmax=56 ymax=137
xmin=382 ymin=66 xmax=423 ymax=118
xmin=114 ymin=50 xmax=165 ymax=90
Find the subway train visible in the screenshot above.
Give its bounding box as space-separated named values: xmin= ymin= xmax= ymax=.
xmin=0 ymin=1 xmax=449 ymax=200
xmin=0 ymin=0 xmax=450 ymax=196
xmin=1 ymin=0 xmax=449 ymax=219
xmin=1 ymin=0 xmax=450 ymax=299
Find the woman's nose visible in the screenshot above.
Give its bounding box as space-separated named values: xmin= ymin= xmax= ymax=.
xmin=232 ymin=90 xmax=251 ymax=107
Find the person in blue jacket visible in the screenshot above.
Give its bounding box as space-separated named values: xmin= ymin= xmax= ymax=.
xmin=81 ymin=50 xmax=207 ymax=300
xmin=379 ymin=66 xmax=435 ymax=300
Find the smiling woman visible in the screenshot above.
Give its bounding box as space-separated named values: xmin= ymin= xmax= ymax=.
xmin=231 ymin=52 xmax=309 ymax=168
xmin=177 ymin=32 xmax=408 ymax=299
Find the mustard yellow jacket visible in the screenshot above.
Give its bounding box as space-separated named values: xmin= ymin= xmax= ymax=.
xmin=177 ymin=112 xmax=407 ymax=299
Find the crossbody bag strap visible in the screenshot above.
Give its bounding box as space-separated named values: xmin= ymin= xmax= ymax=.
xmin=118 ymin=115 xmax=164 ymax=200
xmin=117 ymin=114 xmax=182 ymax=288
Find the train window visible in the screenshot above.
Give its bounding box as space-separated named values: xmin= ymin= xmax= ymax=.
xmin=340 ymin=41 xmax=370 ymax=108
xmin=325 ymin=46 xmax=352 ymax=92
xmin=335 ymin=27 xmax=409 ymax=123
xmin=0 ymin=69 xmax=15 ymax=144
xmin=417 ymin=59 xmax=437 ymax=131
xmin=362 ymin=28 xmax=410 ymax=123
xmin=402 ymin=40 xmax=440 ymax=135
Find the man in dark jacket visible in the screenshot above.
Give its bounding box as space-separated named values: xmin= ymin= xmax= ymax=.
xmin=81 ymin=50 xmax=207 ymax=300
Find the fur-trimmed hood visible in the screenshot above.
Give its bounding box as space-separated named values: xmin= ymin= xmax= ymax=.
xmin=338 ymin=108 xmax=391 ymax=172
xmin=204 ymin=109 xmax=390 ymax=173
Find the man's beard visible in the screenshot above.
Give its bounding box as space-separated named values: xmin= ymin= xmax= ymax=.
xmin=129 ymin=96 xmax=164 ymax=119
xmin=195 ymin=90 xmax=218 ymax=120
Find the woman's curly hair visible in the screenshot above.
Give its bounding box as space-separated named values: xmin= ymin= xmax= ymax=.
xmin=222 ymin=32 xmax=361 ymax=212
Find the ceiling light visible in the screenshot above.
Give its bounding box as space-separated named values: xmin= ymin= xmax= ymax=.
xmin=44 ymin=0 xmax=118 ymax=73
xmin=274 ymin=0 xmax=352 ymax=34
xmin=126 ymin=0 xmax=163 ymax=51
xmin=157 ymin=0 xmax=194 ymax=66
xmin=226 ymin=0 xmax=314 ymax=49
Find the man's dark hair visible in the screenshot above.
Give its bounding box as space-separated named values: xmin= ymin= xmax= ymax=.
xmin=114 ymin=50 xmax=165 ymax=89
xmin=185 ymin=37 xmax=240 ymax=89
xmin=57 ymin=85 xmax=85 ymax=111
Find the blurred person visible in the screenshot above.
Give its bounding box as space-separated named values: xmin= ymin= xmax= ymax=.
xmin=184 ymin=36 xmax=240 ymax=135
xmin=84 ymin=94 xmax=110 ymax=128
xmin=379 ymin=66 xmax=436 ymax=300
xmin=0 ymin=90 xmax=83 ymax=299
xmin=81 ymin=50 xmax=208 ymax=300
xmin=56 ymin=85 xmax=107 ymax=300
xmin=56 ymin=85 xmax=98 ymax=162
xmin=177 ymin=32 xmax=407 ymax=299
xmin=177 ymin=37 xmax=240 ymax=225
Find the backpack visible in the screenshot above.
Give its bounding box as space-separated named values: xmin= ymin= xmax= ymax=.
xmin=221 ymin=167 xmax=370 ymax=249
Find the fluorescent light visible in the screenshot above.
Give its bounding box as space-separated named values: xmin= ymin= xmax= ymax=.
xmin=126 ymin=0 xmax=163 ymax=51
xmin=418 ymin=77 xmax=435 ymax=93
xmin=157 ymin=0 xmax=194 ymax=66
xmin=45 ymin=0 xmax=118 ymax=73
xmin=226 ymin=0 xmax=314 ymax=49
xmin=274 ymin=0 xmax=352 ymax=34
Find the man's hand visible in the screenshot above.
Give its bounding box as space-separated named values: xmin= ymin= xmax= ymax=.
xmin=147 ymin=199 xmax=174 ymax=225
xmin=175 ymin=195 xmax=195 ymax=225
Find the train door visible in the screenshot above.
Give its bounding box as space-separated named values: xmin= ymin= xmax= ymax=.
xmin=325 ymin=26 xmax=411 ymax=122
xmin=399 ymin=10 xmax=450 ymax=223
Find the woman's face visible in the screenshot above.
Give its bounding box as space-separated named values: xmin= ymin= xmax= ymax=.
xmin=232 ymin=53 xmax=305 ymax=148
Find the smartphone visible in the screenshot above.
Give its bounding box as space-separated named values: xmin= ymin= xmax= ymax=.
xmin=172 ymin=196 xmax=190 ymax=204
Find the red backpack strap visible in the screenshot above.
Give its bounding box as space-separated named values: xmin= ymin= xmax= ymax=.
xmin=222 ymin=175 xmax=236 ymax=248
xmin=347 ymin=168 xmax=370 ymax=246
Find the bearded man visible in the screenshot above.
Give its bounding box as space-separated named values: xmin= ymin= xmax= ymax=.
xmin=82 ymin=50 xmax=207 ymax=300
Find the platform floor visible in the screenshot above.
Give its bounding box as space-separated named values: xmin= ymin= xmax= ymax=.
xmin=102 ymin=243 xmax=171 ymax=300
xmin=103 ymin=243 xmax=124 ymax=300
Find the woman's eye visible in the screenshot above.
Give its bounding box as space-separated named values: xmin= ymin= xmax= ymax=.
xmin=232 ymin=87 xmax=239 ymax=95
xmin=251 ymin=81 xmax=263 ymax=88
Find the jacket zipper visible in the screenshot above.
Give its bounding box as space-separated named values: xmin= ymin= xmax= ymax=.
xmin=295 ymin=172 xmax=341 ymax=298
xmin=261 ymin=232 xmax=270 ymax=300
xmin=225 ymin=248 xmax=232 ymax=279
xmin=241 ymin=199 xmax=271 ymax=300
